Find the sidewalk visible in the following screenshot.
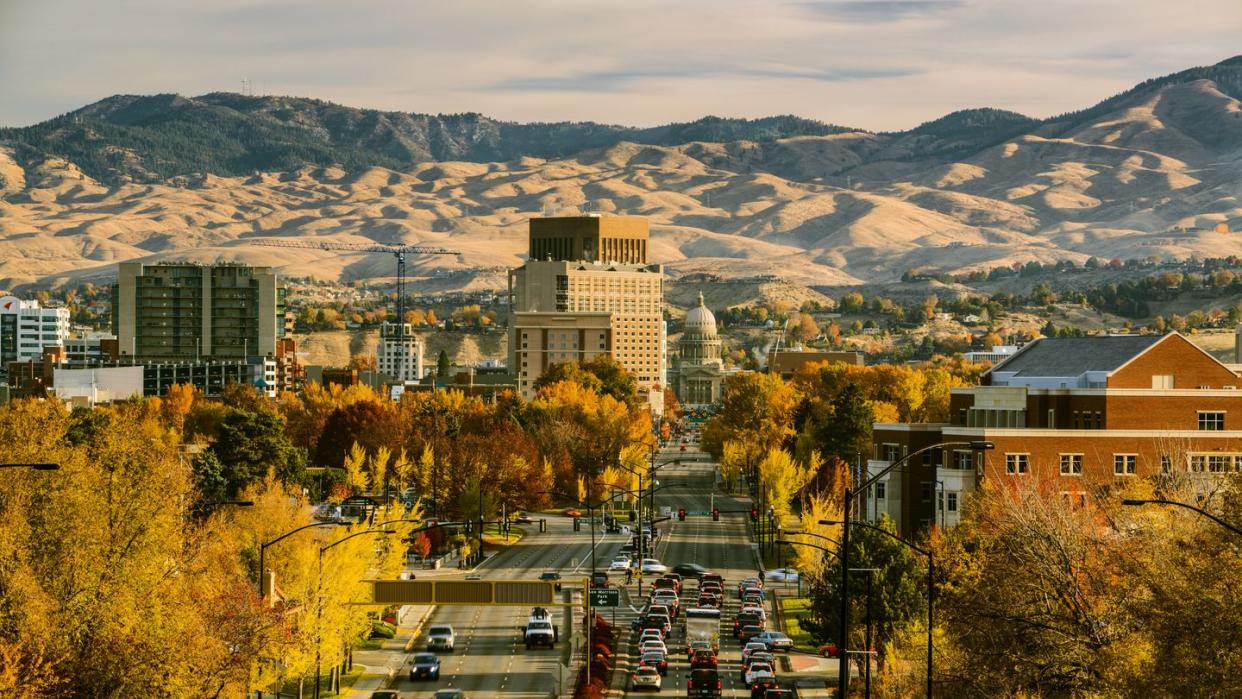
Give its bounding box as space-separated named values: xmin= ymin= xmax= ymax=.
xmin=340 ymin=604 xmax=434 ymax=698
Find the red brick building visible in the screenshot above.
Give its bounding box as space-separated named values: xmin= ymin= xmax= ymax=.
xmin=868 ymin=333 xmax=1242 ymax=535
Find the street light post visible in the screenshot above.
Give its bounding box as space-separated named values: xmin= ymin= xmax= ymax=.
xmin=259 ymin=521 xmax=349 ymax=598
xmin=1122 ymin=498 xmax=1242 ymax=537
xmin=823 ymin=519 xmax=933 ymax=699
xmin=826 ymin=439 xmax=991 ymax=699
xmin=313 ymin=529 xmax=396 ymax=699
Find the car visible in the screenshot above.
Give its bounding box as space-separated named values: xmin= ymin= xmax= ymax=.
xmin=744 ymin=662 xmax=775 ymax=685
xmin=740 ymin=603 xmax=766 ymax=619
xmin=643 ymin=613 xmax=672 ymax=637
xmin=640 ymin=559 xmax=668 ymax=575
xmin=680 ymin=445 xmax=687 ymax=452
xmin=433 ymin=690 xmax=465 ymax=699
xmin=673 ymin=563 xmax=709 ymax=579
xmin=410 ymin=652 xmax=441 ymax=681
xmin=691 ymin=649 xmax=718 ymax=669
xmin=702 ymin=573 xmax=724 ymax=587
xmin=653 ymin=577 xmax=678 ymax=593
xmin=750 ymin=676 xmax=779 ymax=699
xmin=514 ymin=513 xmax=534 ymax=524
xmin=464 ymin=573 xmax=482 ymax=580
xmin=741 ymin=641 xmax=769 ymax=663
xmin=739 ymin=576 xmax=762 ymax=593
xmin=738 ymin=625 xmax=765 ymax=644
xmin=427 ymin=625 xmax=455 ymax=652
xmin=744 ymin=652 xmax=776 ymax=677
xmin=646 ymin=604 xmax=672 ymax=619
xmin=754 ymin=631 xmax=794 ymax=651
xmin=639 ymin=628 xmax=665 ymax=645
xmin=698 ymin=593 xmax=720 ymax=608
xmin=640 ymin=651 xmax=669 ymax=676
xmin=530 ymin=607 xmax=551 ymax=622
xmin=734 ymin=611 xmax=765 ymax=636
xmin=763 ymin=690 xmax=796 ymax=699
xmin=687 ymin=640 xmax=714 ymax=659
xmin=663 ymin=572 xmax=684 ymax=586
xmin=688 ymin=668 xmax=722 ymax=699
xmin=592 ymin=572 xmax=609 ymax=588
xmin=565 ymin=508 xmax=582 ymax=518
xmin=610 ymin=558 xmax=632 ymax=571
xmin=641 ymin=638 xmax=668 ymax=654
xmin=817 ymin=642 xmax=841 ymax=658
xmin=764 ymin=568 xmax=800 ymax=583
xmin=371 ymin=692 xmax=400 ymax=699
xmin=631 ymin=665 xmax=663 ymax=691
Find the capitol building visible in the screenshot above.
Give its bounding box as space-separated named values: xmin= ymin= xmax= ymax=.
xmin=672 ymin=292 xmax=728 ymax=406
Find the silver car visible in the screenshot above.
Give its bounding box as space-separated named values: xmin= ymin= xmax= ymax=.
xmin=427 ymin=624 xmax=455 ymax=652
xmin=631 ymin=665 xmax=662 ymax=691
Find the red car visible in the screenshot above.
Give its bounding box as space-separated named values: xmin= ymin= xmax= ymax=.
xmin=565 ymin=508 xmax=582 ymax=518
xmin=818 ymin=643 xmax=840 ymax=658
xmin=691 ymin=649 xmax=718 ymax=669
xmin=640 ymin=652 xmax=668 ymax=676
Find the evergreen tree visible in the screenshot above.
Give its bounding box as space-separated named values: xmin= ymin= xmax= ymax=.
xmin=436 ymin=350 xmax=450 ymax=379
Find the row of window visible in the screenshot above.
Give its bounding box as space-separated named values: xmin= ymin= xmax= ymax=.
xmin=1007 ymin=451 xmax=1242 ymax=476
xmin=874 ymin=482 xmax=961 ymax=513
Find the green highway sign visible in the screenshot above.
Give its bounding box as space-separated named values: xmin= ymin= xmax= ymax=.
xmin=589 ymin=588 xmax=620 ymax=608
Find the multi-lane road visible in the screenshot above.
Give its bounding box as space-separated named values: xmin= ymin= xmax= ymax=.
xmin=385 ymin=445 xmax=770 ymax=699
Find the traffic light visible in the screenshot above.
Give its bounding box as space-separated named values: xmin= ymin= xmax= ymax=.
xmin=750 ymin=507 xmax=759 ymax=522
xmin=712 ymin=508 xmax=720 ymax=521
xmin=678 ymin=508 xmax=686 ymax=521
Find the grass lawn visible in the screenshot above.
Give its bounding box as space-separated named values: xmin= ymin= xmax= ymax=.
xmin=780 ymin=597 xmax=815 ymax=649
xmin=483 ymin=524 xmax=526 ymax=546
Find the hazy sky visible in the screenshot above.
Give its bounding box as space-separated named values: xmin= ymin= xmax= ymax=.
xmin=1 ymin=0 xmax=1239 ymax=130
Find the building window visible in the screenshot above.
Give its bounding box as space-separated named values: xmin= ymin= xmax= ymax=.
xmin=1152 ymin=374 xmax=1174 ymax=389
xmin=920 ymin=482 xmax=932 ymax=502
xmin=875 ymin=482 xmax=886 ymax=500
xmin=1197 ymin=412 xmax=1225 ymax=431
xmin=1005 ymin=453 xmax=1029 ymax=475
xmin=1093 ymin=412 xmax=1103 ymax=429
xmin=953 ymin=450 xmax=973 ymax=470
xmin=958 ymin=408 xmax=966 ymax=425
xmin=1114 ymin=454 xmax=1137 ymax=476
xmin=1160 ymin=454 xmax=1172 ymax=473
xmin=1072 ymin=410 xmax=1081 ymax=428
xmin=1059 ymin=453 xmax=1083 ymax=476
xmin=946 ymin=492 xmax=958 ymax=512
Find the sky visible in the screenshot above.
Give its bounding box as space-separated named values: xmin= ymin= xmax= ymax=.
xmin=1 ymin=0 xmax=1239 ymax=130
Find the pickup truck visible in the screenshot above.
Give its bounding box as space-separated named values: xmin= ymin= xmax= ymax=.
xmin=523 ymin=609 xmax=558 ymax=649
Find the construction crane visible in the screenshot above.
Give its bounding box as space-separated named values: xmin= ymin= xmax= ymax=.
xmin=254 ymin=239 xmax=461 ymax=382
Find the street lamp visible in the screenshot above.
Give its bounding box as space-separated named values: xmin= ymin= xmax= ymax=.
xmin=822 ymin=519 xmax=933 ymax=699
xmin=0 ymin=463 xmax=59 ymax=470
xmin=1121 ymin=498 xmax=1242 ymax=537
xmin=259 ymin=521 xmax=350 ymax=598
xmin=314 ymin=529 xmax=396 ymax=699
xmin=828 ymin=439 xmax=991 ymax=699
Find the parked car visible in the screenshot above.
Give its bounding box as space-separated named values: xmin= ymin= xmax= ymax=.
xmin=673 ymin=563 xmax=709 ymax=579
xmin=764 ymin=568 xmax=800 ymax=583
xmin=427 ymin=625 xmax=455 ymax=652
xmin=753 ymin=631 xmax=794 ymax=652
xmin=631 ymin=665 xmax=663 ymax=691
xmin=410 ymin=653 xmax=441 ymax=681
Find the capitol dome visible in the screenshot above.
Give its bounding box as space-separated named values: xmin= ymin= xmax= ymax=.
xmin=679 ymin=291 xmax=722 ymax=367
xmin=683 ymin=291 xmax=718 ymax=337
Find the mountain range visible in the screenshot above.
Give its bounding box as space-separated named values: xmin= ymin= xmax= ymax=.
xmin=1 ymin=56 xmax=1241 ymax=294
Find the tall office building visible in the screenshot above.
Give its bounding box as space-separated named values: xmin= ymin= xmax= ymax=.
xmin=377 ymin=322 xmax=424 ymax=382
xmin=112 ymin=262 xmax=286 ymax=361
xmin=509 ymin=215 xmax=666 ymax=399
xmin=0 ymin=296 xmax=71 ymax=366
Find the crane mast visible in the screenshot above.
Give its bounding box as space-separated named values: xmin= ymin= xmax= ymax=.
xmin=252 ymin=239 xmax=460 ymax=382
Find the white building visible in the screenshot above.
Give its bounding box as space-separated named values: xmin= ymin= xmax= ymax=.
xmin=52 ymin=366 xmax=145 ymax=405
xmin=377 ymin=322 xmax=424 ymax=382
xmin=0 ymin=296 xmax=70 ymax=365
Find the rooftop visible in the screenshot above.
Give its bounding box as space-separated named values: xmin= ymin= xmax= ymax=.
xmin=989 ymin=334 xmax=1163 ymax=378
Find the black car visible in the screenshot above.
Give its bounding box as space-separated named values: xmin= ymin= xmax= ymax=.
xmin=764 ymin=690 xmax=796 ymax=699
xmin=540 ymin=570 xmax=562 ymax=591
xmin=673 ymin=563 xmax=709 ymax=579
xmin=688 ymin=668 xmax=722 ymax=699
xmin=410 ymin=652 xmax=441 ymax=681
xmin=750 ymin=677 xmax=779 ymax=699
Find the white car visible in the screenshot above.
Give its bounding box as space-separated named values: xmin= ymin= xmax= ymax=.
xmin=640 ymin=559 xmax=668 ymax=575
xmin=741 ymin=641 xmax=768 ymax=662
xmin=639 ymin=628 xmax=665 ymax=645
xmin=744 ymin=663 xmax=776 ymax=685
xmin=610 ymin=557 xmax=632 ymax=571
xmin=640 ymin=640 xmax=668 ymax=656
xmin=631 ymin=665 xmax=662 ymax=691
xmin=765 ymin=568 xmax=800 ymax=583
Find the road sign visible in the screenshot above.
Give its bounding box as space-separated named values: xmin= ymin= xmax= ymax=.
xmin=369 ymin=580 xmax=556 ymax=605
xmin=589 ymin=588 xmax=620 ymax=608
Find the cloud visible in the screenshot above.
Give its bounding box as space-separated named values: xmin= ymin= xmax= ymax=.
xmin=492 ymin=65 xmax=921 ymax=92
xmin=793 ymin=0 xmax=966 ymax=22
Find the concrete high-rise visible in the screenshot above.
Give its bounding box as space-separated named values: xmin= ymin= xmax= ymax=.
xmin=377 ymin=322 xmax=424 ymax=382
xmin=113 ymin=262 xmax=286 ymax=361
xmin=0 ymin=296 xmax=70 ymax=366
xmin=509 ymin=215 xmax=666 ymax=399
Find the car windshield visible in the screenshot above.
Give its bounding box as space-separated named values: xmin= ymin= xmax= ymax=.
xmin=415 ymin=654 xmax=437 ymax=663
xmin=430 ymin=626 xmax=451 ymax=635
xmin=636 ymin=667 xmax=658 ymax=675
xmin=529 ymin=621 xmax=551 ymax=629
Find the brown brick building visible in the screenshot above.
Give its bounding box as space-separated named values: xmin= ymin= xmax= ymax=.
xmin=868 ymin=333 xmax=1242 ymax=535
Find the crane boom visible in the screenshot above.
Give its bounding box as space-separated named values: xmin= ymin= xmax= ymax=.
xmin=251 ymin=239 xmax=461 ymax=383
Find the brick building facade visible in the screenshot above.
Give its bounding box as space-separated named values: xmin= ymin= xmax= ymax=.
xmin=868 ymin=333 xmax=1242 ymax=535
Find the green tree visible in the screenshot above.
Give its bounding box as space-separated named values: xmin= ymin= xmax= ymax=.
xmin=817 ymin=382 xmax=874 ymax=464
xmin=436 ymin=350 xmax=451 ymax=379
xmin=210 ymin=408 xmax=304 ymax=495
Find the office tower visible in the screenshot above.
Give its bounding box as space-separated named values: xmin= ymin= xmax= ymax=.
xmin=509 ymin=215 xmax=666 ymax=399
xmin=377 ymin=321 xmax=424 ymax=382
xmin=0 ymin=295 xmax=70 ymax=366
xmin=112 ymin=262 xmax=286 ymax=360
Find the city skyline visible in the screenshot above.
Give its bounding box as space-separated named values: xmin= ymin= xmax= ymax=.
xmin=1 ymin=0 xmax=1239 ymax=130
